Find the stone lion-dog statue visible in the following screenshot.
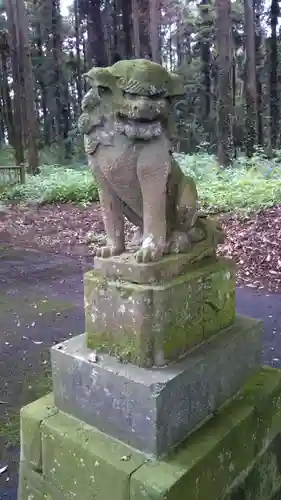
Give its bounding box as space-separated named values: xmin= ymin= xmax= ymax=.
xmin=78 ymin=59 xmax=224 ymax=263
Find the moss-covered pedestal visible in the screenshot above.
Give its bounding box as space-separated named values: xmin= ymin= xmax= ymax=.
xmin=85 ymin=255 xmax=236 ymax=367
xmin=18 ymin=253 xmax=281 ymax=500
xmin=19 ymin=368 xmax=281 ymax=500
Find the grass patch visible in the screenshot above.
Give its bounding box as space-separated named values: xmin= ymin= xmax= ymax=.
xmin=0 ymin=164 xmax=98 ymax=204
xmin=0 ymin=146 xmax=15 ymax=166
xmin=177 ymin=152 xmax=281 ymax=213
xmin=1 ymin=150 xmax=281 ymax=213
xmin=0 ymin=361 xmax=52 ymax=449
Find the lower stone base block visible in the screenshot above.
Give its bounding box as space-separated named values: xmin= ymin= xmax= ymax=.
xmin=18 ymin=462 xmax=65 ymax=500
xmin=18 ymin=367 xmax=281 ymax=500
xmin=223 ymin=434 xmax=281 ymax=499
xmin=51 ymin=315 xmax=261 ymax=457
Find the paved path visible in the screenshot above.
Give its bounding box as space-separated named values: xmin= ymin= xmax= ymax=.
xmin=0 ymin=247 xmax=281 ymax=499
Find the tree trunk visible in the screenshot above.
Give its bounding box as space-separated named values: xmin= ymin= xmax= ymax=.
xmin=254 ymin=0 xmax=263 ymax=145
xmin=270 ymin=0 xmax=279 ymax=149
xmin=83 ymin=31 xmax=88 ymax=90
xmin=149 ymin=0 xmax=161 ymax=63
xmin=200 ymin=0 xmax=211 ymax=126
xmin=87 ymin=0 xmax=108 ymax=66
xmin=232 ymin=57 xmax=237 ymax=157
xmin=74 ymin=0 xmax=82 ymax=110
xmin=4 ymin=0 xmax=25 ymax=165
xmin=215 ymin=0 xmax=233 ymax=166
xmin=0 ymin=98 xmax=4 ymax=145
xmin=12 ymin=0 xmax=39 ymax=173
xmin=244 ymin=0 xmax=258 ymax=156
xmin=0 ymin=46 xmax=16 ymax=148
xmin=52 ymin=0 xmax=63 ymax=141
xmin=176 ymin=21 xmax=183 ymax=66
xmin=131 ymin=0 xmax=141 ymax=57
xmin=121 ymin=0 xmax=132 ymax=58
xmin=139 ymin=0 xmax=151 ymax=58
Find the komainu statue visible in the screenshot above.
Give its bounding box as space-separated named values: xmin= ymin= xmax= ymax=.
xmin=78 ymin=59 xmax=225 ymax=262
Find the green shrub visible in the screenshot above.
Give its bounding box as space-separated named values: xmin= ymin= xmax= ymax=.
xmin=0 ymin=165 xmax=99 ymax=204
xmin=177 ymin=152 xmax=281 ymax=213
xmin=1 ymin=152 xmax=281 ymax=213
xmin=0 ymin=145 xmax=15 ymax=166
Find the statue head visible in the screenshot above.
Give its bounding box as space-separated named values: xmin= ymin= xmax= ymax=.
xmin=77 ymin=67 xmax=122 ymax=136
xmin=78 ymin=59 xmax=185 ymax=142
xmin=110 ymin=60 xmax=185 ymax=140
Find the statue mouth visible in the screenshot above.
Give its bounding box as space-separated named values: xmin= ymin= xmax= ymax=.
xmin=117 ymin=113 xmax=161 ymax=125
xmin=115 ymin=117 xmax=162 ymax=140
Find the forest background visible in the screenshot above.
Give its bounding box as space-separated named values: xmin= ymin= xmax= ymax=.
xmin=0 ymin=0 xmax=281 ymax=291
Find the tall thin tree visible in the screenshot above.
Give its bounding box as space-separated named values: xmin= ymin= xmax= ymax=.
xmin=270 ymin=0 xmax=279 ymax=149
xmin=244 ymin=0 xmax=258 ymax=156
xmin=149 ymin=0 xmax=161 ymax=63
xmin=199 ymin=0 xmax=211 ymax=128
xmin=215 ymin=0 xmax=234 ymax=166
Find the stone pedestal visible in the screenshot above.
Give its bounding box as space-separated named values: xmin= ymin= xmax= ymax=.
xmin=19 ymin=368 xmax=281 ymax=500
xmin=51 ymin=315 xmax=261 ymax=456
xmin=85 ymin=256 xmax=236 ymax=367
xmin=18 ymin=253 xmax=281 ymax=500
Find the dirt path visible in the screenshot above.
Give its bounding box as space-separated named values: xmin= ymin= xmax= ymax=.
xmin=0 ymin=246 xmax=281 ymax=499
xmin=0 ymin=247 xmax=91 ymax=499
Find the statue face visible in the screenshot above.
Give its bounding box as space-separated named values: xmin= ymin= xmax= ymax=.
xmin=78 ymin=62 xmax=178 ymax=142
xmin=117 ymin=92 xmax=169 ymax=122
xmin=78 ymin=80 xmax=117 ymax=136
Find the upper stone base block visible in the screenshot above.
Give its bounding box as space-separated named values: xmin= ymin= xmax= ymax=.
xmin=85 ymin=256 xmax=236 ymax=367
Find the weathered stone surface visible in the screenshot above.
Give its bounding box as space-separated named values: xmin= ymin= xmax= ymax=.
xmin=20 ymin=393 xmax=57 ymax=471
xmin=203 ymin=259 xmax=235 ymax=339
xmin=94 ymin=253 xmax=215 ymax=284
xmin=130 ymin=367 xmax=281 ymax=500
xmin=223 ymin=434 xmax=281 ymax=500
xmin=51 ymin=315 xmax=261 ymax=456
xmin=85 ymin=257 xmax=236 ymax=367
xmin=18 ymin=462 xmax=65 ymax=500
xmin=19 ymin=368 xmax=281 ymax=500
xmin=41 ymin=411 xmax=145 ymax=500
xmin=271 ymin=488 xmax=281 ymax=499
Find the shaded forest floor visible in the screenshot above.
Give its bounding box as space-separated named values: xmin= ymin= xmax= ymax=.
xmin=1 ymin=201 xmax=281 ymax=292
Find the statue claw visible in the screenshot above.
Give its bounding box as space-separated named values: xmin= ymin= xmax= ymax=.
xmin=168 ymin=231 xmax=191 ymax=254
xmin=135 ymin=237 xmax=164 ymax=263
xmin=96 ymin=245 xmax=124 ymax=258
xmin=127 ymin=228 xmax=143 ymax=250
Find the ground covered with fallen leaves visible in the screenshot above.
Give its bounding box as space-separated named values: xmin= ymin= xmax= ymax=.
xmin=1 ymin=202 xmax=281 ymax=292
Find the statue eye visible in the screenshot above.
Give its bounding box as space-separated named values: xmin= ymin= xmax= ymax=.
xmin=98 ymin=86 xmax=111 ymax=96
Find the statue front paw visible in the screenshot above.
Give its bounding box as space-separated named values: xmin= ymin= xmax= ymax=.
xmin=127 ymin=228 xmax=143 ymax=250
xmin=135 ymin=236 xmax=164 ymax=263
xmin=168 ymin=231 xmax=191 ymax=254
xmin=96 ymin=245 xmax=124 ymax=258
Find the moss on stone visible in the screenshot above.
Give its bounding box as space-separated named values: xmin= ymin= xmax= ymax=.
xmin=239 ymin=366 xmax=281 ymax=452
xmin=223 ymin=434 xmax=281 ymax=500
xmin=202 ymin=259 xmax=236 ymax=339
xmin=19 ymin=461 xmax=67 ymax=500
xmin=18 ymin=368 xmax=281 ymax=500
xmin=86 ymin=329 xmax=151 ymax=366
xmin=41 ymin=410 xmax=145 ymax=500
xmin=130 ymin=368 xmax=281 ymax=500
xmin=20 ymin=394 xmax=57 ymax=472
xmin=85 ymin=258 xmax=236 ymax=367
xmin=110 ymin=59 xmax=185 ymax=97
xmin=153 ymin=273 xmax=204 ymax=361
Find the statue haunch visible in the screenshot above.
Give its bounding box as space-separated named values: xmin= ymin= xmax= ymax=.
xmin=78 ymin=59 xmax=224 ymax=263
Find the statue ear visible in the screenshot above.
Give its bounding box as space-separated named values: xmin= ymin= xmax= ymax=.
xmin=82 ymin=73 xmax=95 ymax=85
